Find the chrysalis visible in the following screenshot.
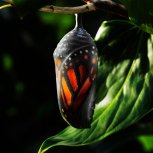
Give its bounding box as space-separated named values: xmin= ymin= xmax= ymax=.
xmin=53 ymin=14 xmax=98 ymax=128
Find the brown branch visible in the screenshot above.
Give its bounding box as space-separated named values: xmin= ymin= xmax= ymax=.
xmin=39 ymin=3 xmax=96 ymax=14
xmin=4 ymin=0 xmax=128 ymax=18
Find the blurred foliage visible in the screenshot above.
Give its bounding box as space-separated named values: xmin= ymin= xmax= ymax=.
xmin=38 ymin=13 xmax=73 ymax=39
xmin=138 ymin=135 xmax=153 ymax=152
xmin=2 ymin=54 xmax=14 ymax=71
xmin=118 ymin=0 xmax=153 ymax=34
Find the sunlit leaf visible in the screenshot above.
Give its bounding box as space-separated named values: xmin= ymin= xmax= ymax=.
xmin=38 ymin=20 xmax=153 ymax=153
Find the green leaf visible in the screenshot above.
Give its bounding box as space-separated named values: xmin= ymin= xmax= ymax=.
xmin=118 ymin=0 xmax=153 ymax=34
xmin=138 ymin=135 xmax=153 ymax=152
xmin=38 ymin=20 xmax=153 ymax=153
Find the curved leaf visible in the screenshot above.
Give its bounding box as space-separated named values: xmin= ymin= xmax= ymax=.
xmin=38 ymin=20 xmax=153 ymax=153
xmin=118 ymin=0 xmax=153 ymax=34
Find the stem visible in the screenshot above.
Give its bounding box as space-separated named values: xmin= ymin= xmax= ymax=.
xmin=4 ymin=0 xmax=128 ymax=19
xmin=75 ymin=14 xmax=83 ymax=28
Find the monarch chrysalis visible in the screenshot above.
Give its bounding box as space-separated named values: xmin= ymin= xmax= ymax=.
xmin=53 ymin=14 xmax=98 ymax=128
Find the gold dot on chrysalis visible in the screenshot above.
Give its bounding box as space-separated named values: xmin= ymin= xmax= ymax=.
xmin=69 ymin=63 xmax=72 ymax=66
xmin=92 ymin=58 xmax=97 ymax=64
xmin=84 ymin=55 xmax=89 ymax=60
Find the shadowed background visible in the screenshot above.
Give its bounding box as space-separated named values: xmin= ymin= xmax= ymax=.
xmin=0 ymin=1 xmax=150 ymax=153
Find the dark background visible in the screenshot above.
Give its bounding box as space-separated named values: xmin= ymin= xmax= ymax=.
xmin=0 ymin=2 xmax=101 ymax=153
xmin=0 ymin=1 xmax=150 ymax=153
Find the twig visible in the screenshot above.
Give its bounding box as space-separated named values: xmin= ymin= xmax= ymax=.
xmin=4 ymin=0 xmax=128 ymax=18
xmin=39 ymin=3 xmax=96 ymax=14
